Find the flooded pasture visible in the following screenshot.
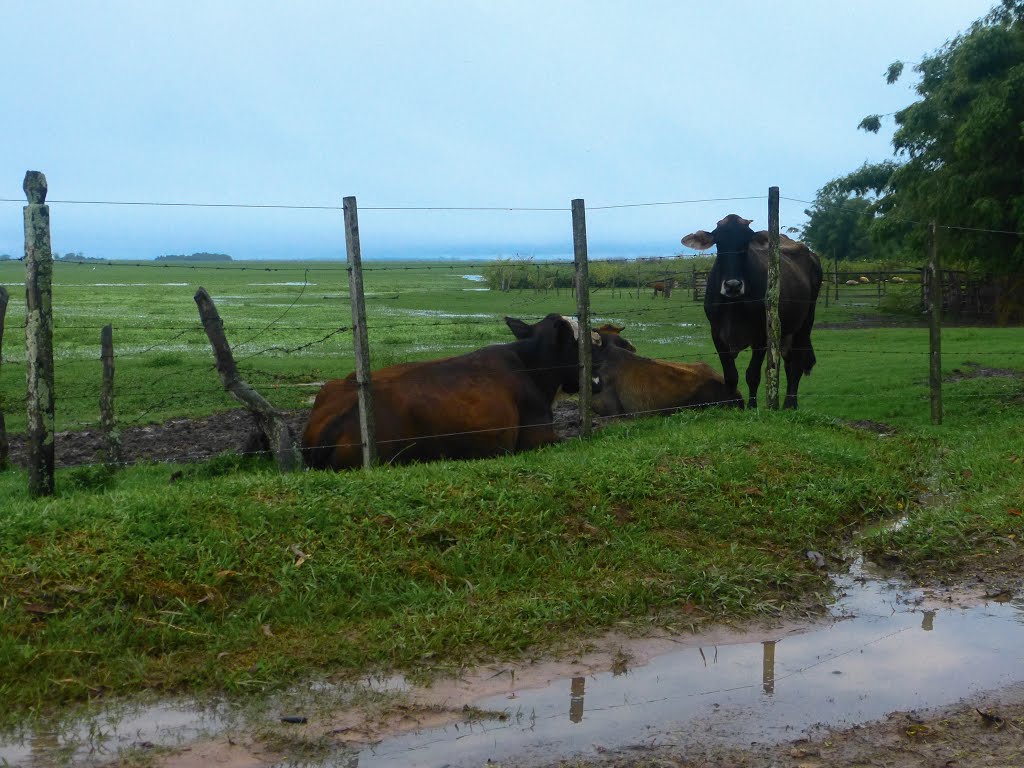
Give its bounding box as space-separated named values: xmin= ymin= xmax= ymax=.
xmin=2 ymin=559 xmax=1022 ymax=767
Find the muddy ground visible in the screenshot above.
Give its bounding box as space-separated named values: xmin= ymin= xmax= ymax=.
xmin=546 ymin=687 xmax=1024 ymax=768
xmin=4 ymin=400 xmax=589 ymax=470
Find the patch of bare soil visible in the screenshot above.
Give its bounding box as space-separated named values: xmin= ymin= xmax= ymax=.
xmin=947 ymin=363 xmax=1024 ymax=383
xmin=5 ymin=401 xmax=587 ymax=470
xmin=547 ymin=685 xmax=1024 ymax=768
xmin=843 ymin=418 xmax=898 ymax=435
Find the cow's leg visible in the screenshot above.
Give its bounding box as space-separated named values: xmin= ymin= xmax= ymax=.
xmin=712 ymin=337 xmax=742 ymax=407
xmin=746 ymin=346 xmax=766 ymax=410
xmin=783 ymin=354 xmax=803 ymax=409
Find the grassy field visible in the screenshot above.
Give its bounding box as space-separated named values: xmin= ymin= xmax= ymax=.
xmin=1 ymin=257 xmax=1022 ymax=723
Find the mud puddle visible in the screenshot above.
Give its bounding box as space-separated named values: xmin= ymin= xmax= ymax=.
xmin=2 ymin=560 xmax=1022 ymax=768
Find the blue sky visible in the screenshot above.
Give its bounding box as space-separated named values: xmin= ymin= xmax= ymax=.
xmin=0 ymin=0 xmax=997 ymax=261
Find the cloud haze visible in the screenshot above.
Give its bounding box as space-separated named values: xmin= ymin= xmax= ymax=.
xmin=0 ymin=0 xmax=996 ymax=260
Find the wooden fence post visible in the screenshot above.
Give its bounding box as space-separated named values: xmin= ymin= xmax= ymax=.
xmin=0 ymin=285 xmax=9 ymax=470
xmin=344 ymin=196 xmax=377 ymax=468
xmin=194 ymin=288 xmax=302 ymax=470
xmin=833 ymin=259 xmax=839 ymax=302
xmin=572 ymin=199 xmax=592 ymax=438
xmin=99 ymin=324 xmax=121 ymax=464
xmin=765 ymin=186 xmax=782 ymax=411
xmin=928 ymin=220 xmax=943 ymax=425
xmin=824 ymin=260 xmax=830 ymax=309
xmin=23 ymin=171 xmax=55 ymax=496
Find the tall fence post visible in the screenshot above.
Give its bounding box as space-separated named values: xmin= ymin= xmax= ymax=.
xmin=765 ymin=186 xmax=782 ymax=411
xmin=344 ymin=196 xmax=377 ymax=468
xmin=0 ymin=286 xmax=9 ymax=470
xmin=571 ymin=199 xmax=592 ymax=438
xmin=23 ymin=171 xmax=55 ymax=496
xmin=928 ymin=220 xmax=943 ymax=425
xmin=824 ymin=261 xmax=830 ymax=308
xmin=833 ymin=259 xmax=839 ymax=302
xmin=99 ymin=324 xmax=121 ymax=464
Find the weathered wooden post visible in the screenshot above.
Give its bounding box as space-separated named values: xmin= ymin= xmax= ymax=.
xmin=194 ymin=288 xmax=302 ymax=470
xmin=824 ymin=260 xmax=831 ymax=308
xmin=765 ymin=187 xmax=782 ymax=411
xmin=344 ymin=196 xmax=377 ymax=468
xmin=0 ymin=285 xmax=9 ymax=470
xmin=572 ymin=198 xmax=592 ymax=438
xmin=833 ymin=259 xmax=840 ymax=302
xmin=99 ymin=324 xmax=121 ymax=464
xmin=928 ymin=220 xmax=943 ymax=425
xmin=24 ymin=171 xmax=56 ymax=496
xmin=691 ymin=266 xmax=698 ymax=301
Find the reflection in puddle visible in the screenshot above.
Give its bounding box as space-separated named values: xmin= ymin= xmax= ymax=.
xmin=2 ymin=561 xmax=1022 ymax=768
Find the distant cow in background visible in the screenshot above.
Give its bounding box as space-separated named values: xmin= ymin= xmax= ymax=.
xmin=303 ymin=314 xmax=584 ymax=469
xmin=589 ymin=332 xmax=742 ymax=418
xmin=682 ymin=215 xmax=822 ymax=409
xmin=651 ymin=278 xmax=675 ymax=298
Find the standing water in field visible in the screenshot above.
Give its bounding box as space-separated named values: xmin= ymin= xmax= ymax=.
xmin=1 ymin=559 xmax=1022 ymax=767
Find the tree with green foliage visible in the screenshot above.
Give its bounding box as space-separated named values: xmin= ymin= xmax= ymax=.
xmin=800 ymin=191 xmax=876 ymax=262
xmin=820 ymin=0 xmax=1024 ymax=275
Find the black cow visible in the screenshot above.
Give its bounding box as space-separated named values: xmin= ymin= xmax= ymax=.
xmin=682 ymin=215 xmax=822 ymax=409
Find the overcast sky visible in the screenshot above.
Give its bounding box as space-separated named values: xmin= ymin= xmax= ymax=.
xmin=0 ymin=0 xmax=997 ymax=261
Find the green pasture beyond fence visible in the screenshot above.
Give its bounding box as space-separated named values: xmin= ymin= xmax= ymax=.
xmin=2 ymin=178 xmax=1021 ymax=496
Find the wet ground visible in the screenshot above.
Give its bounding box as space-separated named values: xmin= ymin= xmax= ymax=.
xmin=5 ymin=401 xmax=587 ymax=470
xmin=2 ymin=557 xmax=1021 ymax=768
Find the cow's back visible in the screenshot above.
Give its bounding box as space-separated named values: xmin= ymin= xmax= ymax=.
xmin=303 ymin=354 xmax=530 ymax=470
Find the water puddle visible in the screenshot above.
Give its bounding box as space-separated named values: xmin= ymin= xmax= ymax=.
xmin=2 ymin=560 xmax=1022 ymax=768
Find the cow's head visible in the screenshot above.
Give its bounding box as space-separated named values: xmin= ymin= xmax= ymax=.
xmin=505 ymin=313 xmax=584 ymax=393
xmin=682 ymin=214 xmax=756 ymax=299
xmin=593 ymin=323 xmax=636 ymax=353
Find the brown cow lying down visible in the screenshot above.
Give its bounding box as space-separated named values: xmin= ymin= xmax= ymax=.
xmin=590 ymin=333 xmax=743 ymax=417
xmin=303 ymin=313 xmax=583 ymax=470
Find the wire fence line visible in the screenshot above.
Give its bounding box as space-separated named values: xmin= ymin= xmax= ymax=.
xmin=4 ymin=182 xmax=1022 ymax=489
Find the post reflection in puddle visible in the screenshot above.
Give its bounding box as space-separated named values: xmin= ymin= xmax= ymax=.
xmin=922 ymin=610 xmax=936 ymax=631
xmin=761 ymin=640 xmax=776 ymax=696
xmin=569 ymin=676 xmax=586 ymax=724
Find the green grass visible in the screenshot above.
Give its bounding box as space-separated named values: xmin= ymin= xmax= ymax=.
xmin=1 ymin=410 xmax=925 ymax=721
xmin=1 ymin=257 xmax=1023 ymax=724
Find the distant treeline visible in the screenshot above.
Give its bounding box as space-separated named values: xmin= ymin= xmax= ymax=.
xmin=54 ymin=252 xmax=107 ymax=263
xmin=482 ymin=255 xmax=715 ymax=292
xmin=155 ymin=252 xmax=232 ymax=262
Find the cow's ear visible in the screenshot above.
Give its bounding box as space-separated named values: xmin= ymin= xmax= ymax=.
xmin=505 ymin=316 xmax=534 ymax=339
xmin=682 ymin=230 xmax=715 ymax=250
xmin=741 ymin=217 xmax=753 ymax=227
xmin=591 ymin=331 xmax=603 ymax=346
xmin=750 ymin=231 xmax=770 ymax=248
xmin=610 ymin=324 xmax=624 ymax=333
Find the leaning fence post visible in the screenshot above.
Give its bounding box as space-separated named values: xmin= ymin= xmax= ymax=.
xmin=194 ymin=288 xmax=302 ymax=470
xmin=765 ymin=186 xmax=782 ymax=411
xmin=0 ymin=286 xmax=9 ymax=470
xmin=928 ymin=220 xmax=943 ymax=425
xmin=99 ymin=324 xmax=121 ymax=464
xmin=343 ymin=196 xmax=377 ymax=468
xmin=572 ymin=199 xmax=592 ymax=438
xmin=23 ymin=171 xmax=56 ymax=496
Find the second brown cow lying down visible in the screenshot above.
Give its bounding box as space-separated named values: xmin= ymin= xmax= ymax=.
xmin=590 ymin=333 xmax=743 ymax=417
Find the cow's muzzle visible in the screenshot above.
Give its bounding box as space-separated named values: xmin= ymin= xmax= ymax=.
xmin=720 ymin=279 xmax=745 ymax=298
